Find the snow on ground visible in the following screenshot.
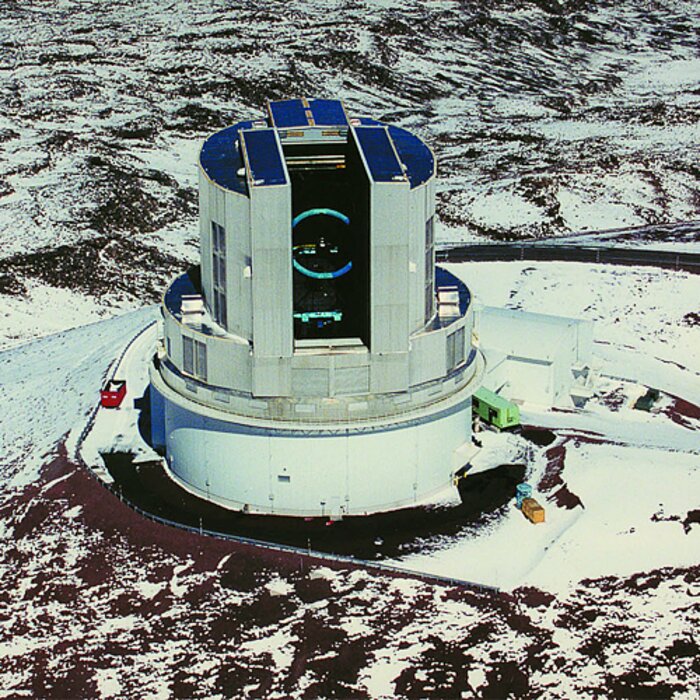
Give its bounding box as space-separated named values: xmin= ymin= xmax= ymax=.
xmin=526 ymin=443 xmax=700 ymax=590
xmin=447 ymin=260 xmax=700 ymax=370
xmin=0 ymin=306 xmax=156 ymax=487
xmin=0 ymin=261 xmax=698 ymax=696
xmin=0 ymin=281 xmax=142 ymax=351
xmin=79 ymin=320 xmax=160 ymax=481
xmin=387 ymin=260 xmax=700 ymax=593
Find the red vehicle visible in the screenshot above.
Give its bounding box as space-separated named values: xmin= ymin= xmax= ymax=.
xmin=100 ymin=379 xmax=127 ymax=408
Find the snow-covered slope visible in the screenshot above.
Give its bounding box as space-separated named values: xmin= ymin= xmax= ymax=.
xmin=0 ymin=306 xmax=155 ymax=485
xmin=2 ymin=0 xmax=699 ymax=695
xmin=1 ymin=0 xmax=699 ymax=338
xmin=1 ymin=263 xmax=698 ymax=696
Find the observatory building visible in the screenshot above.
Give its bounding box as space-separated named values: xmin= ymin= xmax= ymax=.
xmin=149 ymin=98 xmax=484 ymax=518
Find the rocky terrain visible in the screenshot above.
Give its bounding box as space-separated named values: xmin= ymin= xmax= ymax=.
xmin=1 ymin=0 xmax=699 ymax=696
xmin=1 ymin=0 xmax=699 ymax=344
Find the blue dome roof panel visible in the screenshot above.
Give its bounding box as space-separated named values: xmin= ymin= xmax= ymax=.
xmin=268 ymin=99 xmax=309 ymax=128
xmin=240 ymin=128 xmax=287 ymax=187
xmin=359 ymin=117 xmax=434 ymax=188
xmin=199 ymin=120 xmax=254 ymax=194
xmin=354 ymin=126 xmax=405 ymax=183
xmin=309 ymin=99 xmax=348 ymax=126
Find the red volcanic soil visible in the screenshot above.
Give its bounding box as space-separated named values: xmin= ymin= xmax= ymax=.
xmin=661 ymin=393 xmax=700 ymax=429
xmin=2 ymin=450 xmax=385 ymax=697
xmin=2 ymin=443 xmax=698 ymax=698
xmin=537 ymin=440 xmax=585 ymax=510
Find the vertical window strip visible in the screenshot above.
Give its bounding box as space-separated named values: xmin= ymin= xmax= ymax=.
xmin=212 ymin=221 xmax=227 ymax=327
xmin=455 ymin=326 xmax=465 ymax=366
xmin=446 ymin=326 xmax=466 ymax=371
xmin=183 ymin=336 xmax=194 ymax=375
xmin=196 ymin=340 xmax=207 ymax=382
xmin=182 ymin=335 xmax=208 ymax=382
xmin=425 ymin=216 xmax=435 ymax=323
xmin=446 ymin=331 xmax=455 ymax=370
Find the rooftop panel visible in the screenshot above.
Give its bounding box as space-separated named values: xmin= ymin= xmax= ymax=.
xmin=240 ymin=128 xmax=287 ymax=187
xmin=199 ymin=121 xmax=254 ymax=194
xmin=353 ymin=126 xmax=405 ymax=183
xmin=309 ymin=99 xmax=348 ymax=126
xmin=268 ymin=99 xmax=310 ymax=128
xmin=358 ymin=117 xmax=434 ymax=188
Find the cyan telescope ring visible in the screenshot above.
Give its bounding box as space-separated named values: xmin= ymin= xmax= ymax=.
xmin=292 ymin=208 xmax=353 ymax=280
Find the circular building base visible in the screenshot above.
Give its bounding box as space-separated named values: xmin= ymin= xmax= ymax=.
xmin=150 ymin=359 xmax=483 ymax=518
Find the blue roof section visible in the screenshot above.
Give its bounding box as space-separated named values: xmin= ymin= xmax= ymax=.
xmin=268 ymin=99 xmax=309 ymax=128
xmin=428 ymin=266 xmax=471 ymax=330
xmin=358 ymin=117 xmax=434 ymax=188
xmin=199 ymin=120 xmax=254 ymax=194
xmin=309 ymin=99 xmax=348 ymax=126
xmin=199 ymin=106 xmax=434 ymax=194
xmin=436 ymin=266 xmax=470 ymax=316
xmin=164 ymin=269 xmax=199 ymax=318
xmin=240 ymin=128 xmax=287 ymax=187
xmin=268 ymin=98 xmax=348 ymax=128
xmin=353 ymin=126 xmax=405 ymax=183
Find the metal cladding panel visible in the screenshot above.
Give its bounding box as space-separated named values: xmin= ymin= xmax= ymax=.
xmin=241 ymin=128 xmax=287 ymax=187
xmin=252 ymin=356 xmax=292 ymax=396
xmin=207 ymin=338 xmax=252 ymax=393
xmin=268 ymin=99 xmax=309 ymax=128
xmin=250 ymin=184 xmax=293 ymax=360
xmin=357 ymin=117 xmax=434 ymax=188
xmin=199 ymin=121 xmax=253 ymax=194
xmin=251 ymin=248 xmax=292 ymax=357
xmin=335 ymin=366 xmax=370 ymax=395
xmin=409 ymin=328 xmax=448 ymax=386
xmin=374 ymin=303 xmax=408 ymax=355
xmin=369 ymin=352 xmax=409 ymax=393
xmin=309 ymin=98 xmax=348 ymax=126
xmin=370 ymin=183 xmax=410 ymax=354
xmin=353 ymin=126 xmax=406 ymax=183
xmin=426 ymin=177 xmax=436 ymax=217
xmin=408 ymin=184 xmax=427 ymax=332
xmin=223 ymin=189 xmax=253 ymax=339
xmin=198 ymin=172 xmax=214 ymax=309
xmin=372 ymin=245 xmax=409 ymax=352
xmin=291 ymin=368 xmax=330 ymax=397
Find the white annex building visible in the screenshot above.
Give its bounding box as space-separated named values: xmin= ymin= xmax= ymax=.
xmin=149 ymin=98 xmax=485 ymax=518
xmin=476 ymin=306 xmax=595 ymax=408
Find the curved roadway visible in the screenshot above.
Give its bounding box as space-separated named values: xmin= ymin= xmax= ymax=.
xmin=437 ymin=243 xmax=700 ymax=273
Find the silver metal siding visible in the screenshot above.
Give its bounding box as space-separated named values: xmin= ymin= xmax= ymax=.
xmin=370 ymin=182 xmax=410 ymax=355
xmin=250 ymin=184 xmax=293 ymax=358
xmin=224 ymin=189 xmax=252 ymax=340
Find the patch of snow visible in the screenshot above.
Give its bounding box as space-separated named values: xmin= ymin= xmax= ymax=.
xmin=95 ymin=668 xmax=122 ymax=699
xmin=266 ymin=576 xmax=293 ymax=597
xmin=240 ymin=628 xmax=297 ymax=673
xmin=470 ymin=188 xmax=543 ymax=228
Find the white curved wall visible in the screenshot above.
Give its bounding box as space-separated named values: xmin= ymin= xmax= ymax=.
xmin=158 ymin=388 xmax=471 ymax=517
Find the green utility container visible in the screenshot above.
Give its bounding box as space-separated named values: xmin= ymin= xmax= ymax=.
xmin=472 ymin=387 xmax=520 ymax=430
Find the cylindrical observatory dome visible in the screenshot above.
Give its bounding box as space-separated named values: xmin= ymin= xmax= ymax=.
xmin=149 ymin=98 xmax=483 ymax=518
